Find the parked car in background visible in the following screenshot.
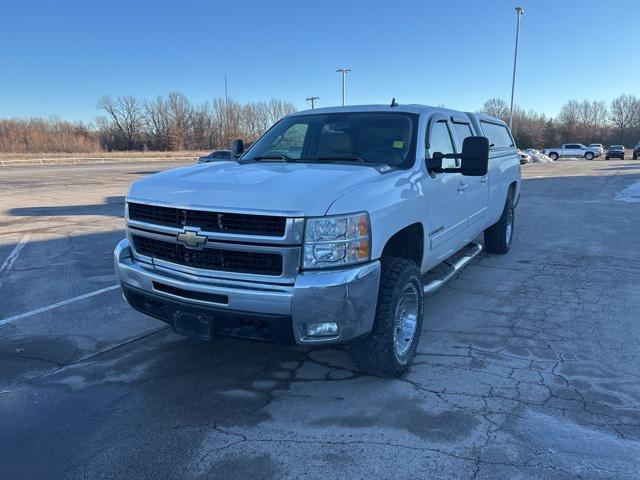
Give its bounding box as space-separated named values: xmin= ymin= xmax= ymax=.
xmin=517 ymin=150 xmax=531 ymax=164
xmin=198 ymin=149 xmax=232 ymax=163
xmin=605 ymin=145 xmax=625 ymax=160
xmin=588 ymin=143 xmax=605 ymax=156
xmin=633 ymin=143 xmax=640 ymax=160
xmin=541 ymin=143 xmax=600 ymax=161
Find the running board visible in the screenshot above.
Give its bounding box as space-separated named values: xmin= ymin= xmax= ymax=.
xmin=423 ymin=242 xmax=483 ymax=296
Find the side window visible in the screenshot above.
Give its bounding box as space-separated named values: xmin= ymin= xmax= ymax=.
xmin=481 ymin=121 xmax=515 ymax=148
xmin=452 ymin=122 xmax=474 ymax=145
xmin=429 ymin=121 xmax=457 ymax=169
xmin=265 ymin=123 xmax=308 ymax=159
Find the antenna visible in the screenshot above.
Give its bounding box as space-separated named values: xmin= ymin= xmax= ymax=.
xmin=390 ymin=97 xmax=399 ymax=108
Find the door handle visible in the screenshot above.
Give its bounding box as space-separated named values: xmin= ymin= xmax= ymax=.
xmin=457 ymin=182 xmax=468 ymax=192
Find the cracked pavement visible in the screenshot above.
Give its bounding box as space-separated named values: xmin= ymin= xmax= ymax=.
xmin=1 ymin=159 xmax=639 ymax=479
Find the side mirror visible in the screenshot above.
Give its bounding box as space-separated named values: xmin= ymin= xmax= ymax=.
xmin=231 ymin=139 xmax=245 ymax=159
xmin=460 ymin=136 xmax=489 ymax=176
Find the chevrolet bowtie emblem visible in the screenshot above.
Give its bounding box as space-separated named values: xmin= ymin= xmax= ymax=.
xmin=177 ymin=229 xmax=207 ymax=249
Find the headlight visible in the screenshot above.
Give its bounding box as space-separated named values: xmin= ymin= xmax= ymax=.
xmin=303 ymin=212 xmax=370 ymax=269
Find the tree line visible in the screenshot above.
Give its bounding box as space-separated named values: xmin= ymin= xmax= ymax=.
xmin=0 ymin=93 xmax=296 ymax=153
xmin=481 ymin=94 xmax=640 ymax=148
xmin=1 ymin=92 xmax=639 ymax=153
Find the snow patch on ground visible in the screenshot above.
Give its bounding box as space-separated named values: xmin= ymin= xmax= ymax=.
xmin=524 ymin=149 xmax=555 ymax=163
xmin=615 ymin=180 xmax=640 ymax=203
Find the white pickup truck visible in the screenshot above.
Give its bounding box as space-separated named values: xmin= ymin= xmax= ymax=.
xmin=114 ymin=104 xmax=521 ymax=376
xmin=542 ymin=143 xmax=600 ymax=161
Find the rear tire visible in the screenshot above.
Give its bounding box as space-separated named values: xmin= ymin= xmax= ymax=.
xmin=549 ymin=152 xmax=559 ymax=161
xmin=350 ymin=258 xmax=424 ymax=378
xmin=484 ymin=194 xmax=515 ymax=254
xmin=606 ymin=156 xmax=610 ymax=160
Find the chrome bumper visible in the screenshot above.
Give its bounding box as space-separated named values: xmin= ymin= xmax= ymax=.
xmin=114 ymin=239 xmax=380 ymax=344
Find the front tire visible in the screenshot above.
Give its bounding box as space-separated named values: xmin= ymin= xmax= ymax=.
xmin=585 ymin=152 xmax=594 ymax=160
xmin=350 ymin=258 xmax=424 ymax=378
xmin=606 ymin=156 xmax=610 ymax=160
xmin=484 ymin=194 xmax=515 ymax=254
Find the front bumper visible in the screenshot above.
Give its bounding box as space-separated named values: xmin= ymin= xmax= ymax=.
xmin=114 ymin=239 xmax=380 ymax=345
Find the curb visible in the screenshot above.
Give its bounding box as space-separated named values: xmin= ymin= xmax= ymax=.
xmin=0 ymin=157 xmax=198 ymax=167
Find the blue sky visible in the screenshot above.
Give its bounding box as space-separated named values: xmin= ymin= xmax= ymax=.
xmin=1 ymin=0 xmax=638 ymax=122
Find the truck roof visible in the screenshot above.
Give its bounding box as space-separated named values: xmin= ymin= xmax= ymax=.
xmin=290 ymin=104 xmax=505 ymax=126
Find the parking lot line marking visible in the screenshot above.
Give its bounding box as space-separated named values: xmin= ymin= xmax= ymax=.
xmin=0 ymin=284 xmax=120 ymax=327
xmin=0 ymin=234 xmax=31 ymax=276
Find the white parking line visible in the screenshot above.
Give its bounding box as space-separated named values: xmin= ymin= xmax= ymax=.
xmin=0 ymin=284 xmax=120 ymax=327
xmin=0 ymin=234 xmax=31 ymax=276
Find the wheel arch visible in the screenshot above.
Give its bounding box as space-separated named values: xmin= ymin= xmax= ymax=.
xmin=380 ymin=222 xmax=424 ymax=268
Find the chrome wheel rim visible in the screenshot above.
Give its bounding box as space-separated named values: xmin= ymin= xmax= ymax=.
xmin=506 ymin=207 xmax=514 ymax=245
xmin=393 ymin=283 xmax=419 ymax=358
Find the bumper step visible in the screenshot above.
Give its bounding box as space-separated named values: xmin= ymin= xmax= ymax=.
xmin=422 ymin=242 xmax=483 ymax=296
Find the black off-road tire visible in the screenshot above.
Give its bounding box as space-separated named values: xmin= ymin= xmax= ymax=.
xmin=484 ymin=194 xmax=515 ymax=254
xmin=605 ymin=156 xmax=610 ymax=160
xmin=350 ymin=257 xmax=424 ymax=378
xmin=549 ymin=152 xmax=559 ymax=160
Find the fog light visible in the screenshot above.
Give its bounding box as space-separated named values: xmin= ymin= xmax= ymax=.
xmin=306 ymin=322 xmax=339 ymax=337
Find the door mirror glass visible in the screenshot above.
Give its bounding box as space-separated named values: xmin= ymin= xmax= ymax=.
xmin=231 ymin=139 xmax=244 ymax=158
xmin=460 ymin=136 xmax=489 ymax=176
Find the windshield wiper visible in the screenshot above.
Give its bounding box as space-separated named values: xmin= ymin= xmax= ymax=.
xmin=316 ymin=155 xmax=368 ymax=163
xmin=252 ymin=154 xmax=297 ymax=163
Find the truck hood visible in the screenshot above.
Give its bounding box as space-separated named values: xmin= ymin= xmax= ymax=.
xmin=127 ymin=161 xmax=382 ymax=216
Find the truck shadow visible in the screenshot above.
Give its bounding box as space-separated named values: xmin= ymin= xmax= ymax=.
xmin=7 ymin=195 xmax=125 ymax=218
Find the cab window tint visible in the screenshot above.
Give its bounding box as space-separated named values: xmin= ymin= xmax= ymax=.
xmin=429 ymin=121 xmax=457 ymax=168
xmin=481 ymin=121 xmax=514 ymax=148
xmin=453 ymin=122 xmax=474 ymax=144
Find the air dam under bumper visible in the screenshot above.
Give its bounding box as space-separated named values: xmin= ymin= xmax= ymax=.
xmin=114 ymin=239 xmax=381 ymax=345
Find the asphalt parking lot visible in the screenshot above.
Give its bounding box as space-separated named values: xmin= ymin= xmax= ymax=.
xmin=1 ymin=159 xmax=640 ymax=479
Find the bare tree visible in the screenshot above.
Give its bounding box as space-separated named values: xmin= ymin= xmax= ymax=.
xmin=143 ymin=96 xmax=171 ymax=150
xmin=609 ymin=94 xmax=640 ymax=143
xmin=480 ymin=98 xmax=509 ymax=122
xmin=97 ymin=95 xmax=144 ymax=150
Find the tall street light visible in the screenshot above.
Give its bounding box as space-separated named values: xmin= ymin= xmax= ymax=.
xmin=509 ymin=6 xmax=524 ymax=130
xmin=336 ymin=68 xmax=351 ymax=106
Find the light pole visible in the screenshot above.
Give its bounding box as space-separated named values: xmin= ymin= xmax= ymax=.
xmin=336 ymin=68 xmax=351 ymax=106
xmin=509 ymin=6 xmax=524 ymax=130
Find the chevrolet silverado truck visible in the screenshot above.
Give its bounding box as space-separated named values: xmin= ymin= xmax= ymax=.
xmin=542 ymin=143 xmax=600 ymax=160
xmin=114 ymin=104 xmax=521 ymax=377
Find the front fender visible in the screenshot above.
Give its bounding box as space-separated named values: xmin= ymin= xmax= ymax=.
xmin=325 ymin=169 xmax=428 ymax=263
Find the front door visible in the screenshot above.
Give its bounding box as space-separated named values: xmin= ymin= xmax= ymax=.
xmin=422 ymin=119 xmax=469 ymax=260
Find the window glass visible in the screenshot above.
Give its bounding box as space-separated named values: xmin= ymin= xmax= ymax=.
xmin=429 ymin=121 xmax=457 ymax=168
xmin=263 ymin=123 xmax=309 ymax=159
xmin=244 ymin=112 xmax=417 ymax=167
xmin=481 ymin=121 xmax=514 ymax=148
xmin=452 ymin=122 xmax=474 ymax=144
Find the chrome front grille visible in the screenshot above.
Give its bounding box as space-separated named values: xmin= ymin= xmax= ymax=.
xmin=131 ymin=235 xmax=283 ymax=276
xmin=126 ymin=201 xmax=304 ymax=282
xmin=128 ymin=202 xmax=287 ymax=237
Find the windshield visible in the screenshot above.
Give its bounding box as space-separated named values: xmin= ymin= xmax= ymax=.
xmin=242 ymin=112 xmax=418 ymax=168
